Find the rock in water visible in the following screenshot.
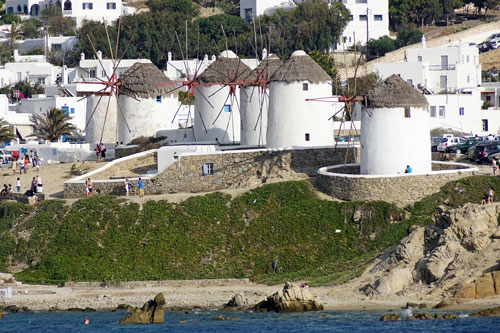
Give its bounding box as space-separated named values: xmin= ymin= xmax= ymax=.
xmin=224 ymin=293 xmax=248 ymax=310
xmin=380 ymin=313 xmax=401 ymax=321
xmin=0 ymin=312 xmax=3 ymax=319
xmin=119 ymin=293 xmax=166 ymax=324
xmin=473 ymin=306 xmax=500 ymax=317
xmin=254 ymin=282 xmax=324 ymax=312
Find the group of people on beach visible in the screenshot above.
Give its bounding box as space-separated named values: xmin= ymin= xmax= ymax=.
xmin=11 ymin=151 xmax=41 ymax=175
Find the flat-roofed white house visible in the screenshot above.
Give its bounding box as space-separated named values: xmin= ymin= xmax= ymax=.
xmin=374 ymin=37 xmax=500 ymax=135
xmin=5 ymin=0 xmax=132 ymax=27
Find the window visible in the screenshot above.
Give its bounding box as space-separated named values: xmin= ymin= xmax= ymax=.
xmin=441 ymin=55 xmax=448 ymax=70
xmin=82 ymin=2 xmax=93 ymax=9
xmin=244 ymin=8 xmax=253 ymax=21
xmin=70 ymin=108 xmax=75 ymax=114
xmin=418 ymin=56 xmax=422 ymax=62
xmin=482 ymin=119 xmax=489 ymax=132
xmin=440 ymin=75 xmax=447 ymax=90
xmin=467 ymin=55 xmax=470 ymax=63
xmin=359 ymin=15 xmax=367 ymax=21
xmin=156 ymin=96 xmax=162 ymax=103
xmin=459 ymin=107 xmax=464 ymax=116
xmin=350 ymin=15 xmax=353 ymax=21
xmin=439 ymin=106 xmax=445 ymax=118
xmin=374 ymin=15 xmax=383 ymax=21
xmin=303 ymin=82 xmax=309 ymax=91
xmin=183 ymin=133 xmax=187 ymax=139
xmin=467 ymin=75 xmax=470 ymax=83
xmin=106 ymin=2 xmax=116 ymax=9
xmin=37 ymin=77 xmax=45 ymax=84
xmin=356 ymin=0 xmax=367 ymax=3
xmin=202 ymin=163 xmax=214 ymax=176
xmin=64 ymin=0 xmax=72 ymax=10
xmin=407 ymin=79 xmax=413 ymax=86
xmin=430 ymin=106 xmax=436 ymax=118
xmin=7 ymin=7 xmax=13 ymax=13
xmin=404 ymin=107 xmax=411 ymax=118
xmin=224 ymin=105 xmax=231 ymax=112
xmin=305 ymin=133 xmax=310 ymax=141
xmin=89 ymin=69 xmax=96 ymax=78
xmin=61 ymin=106 xmax=69 ymax=114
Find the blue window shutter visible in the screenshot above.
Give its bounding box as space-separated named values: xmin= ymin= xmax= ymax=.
xmin=202 ymin=164 xmax=208 ymax=176
xmin=70 ymin=108 xmax=75 ymax=114
xmin=89 ymin=3 xmax=93 ymax=9
xmin=61 ymin=106 xmax=69 ymax=114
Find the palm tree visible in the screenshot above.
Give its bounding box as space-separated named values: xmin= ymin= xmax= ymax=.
xmin=0 ymin=118 xmax=16 ymax=143
xmin=30 ymin=107 xmax=77 ymax=142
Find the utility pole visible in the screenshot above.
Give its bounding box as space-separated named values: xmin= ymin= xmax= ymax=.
xmin=366 ymin=7 xmax=369 ymax=46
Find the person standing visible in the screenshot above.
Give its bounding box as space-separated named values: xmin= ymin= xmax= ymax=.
xmin=19 ymin=156 xmax=25 ymax=174
xmin=16 ymin=177 xmax=21 ymax=193
xmin=11 ymin=157 xmax=17 ymax=175
xmin=35 ymin=156 xmax=41 ymax=172
xmin=31 ymin=177 xmax=37 ymax=192
xmin=138 ymin=178 xmax=144 ymax=197
xmin=24 ymin=154 xmax=29 ymax=172
xmin=95 ymin=144 xmax=101 ymax=162
xmin=85 ymin=178 xmax=93 ymax=198
xmin=100 ymin=143 xmax=106 ymax=161
xmin=36 ymin=175 xmax=43 ymax=193
xmin=125 ymin=178 xmax=130 ymax=197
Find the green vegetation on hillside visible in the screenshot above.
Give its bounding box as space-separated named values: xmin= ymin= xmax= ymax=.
xmin=1 ymin=176 xmax=495 ymax=286
xmin=0 ymin=181 xmax=407 ymax=286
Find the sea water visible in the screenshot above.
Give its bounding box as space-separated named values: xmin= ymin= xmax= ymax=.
xmin=1 ymin=310 xmax=499 ymax=332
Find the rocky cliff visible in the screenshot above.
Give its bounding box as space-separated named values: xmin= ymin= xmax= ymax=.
xmin=359 ymin=203 xmax=500 ymax=302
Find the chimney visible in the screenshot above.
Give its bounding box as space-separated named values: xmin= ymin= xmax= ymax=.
xmin=168 ymin=51 xmax=172 ymax=61
xmin=262 ymin=48 xmax=268 ymax=60
xmin=421 ymin=35 xmax=426 ymax=48
xmin=62 ymin=65 xmax=68 ymax=85
xmin=80 ymin=52 xmax=85 ymax=61
xmin=97 ymin=50 xmax=102 ymax=60
xmin=211 ymin=54 xmax=216 ymax=62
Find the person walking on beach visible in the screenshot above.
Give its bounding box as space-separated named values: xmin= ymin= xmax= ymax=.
xmin=16 ymin=177 xmax=21 ymax=193
xmin=11 ymin=157 xmax=17 ymax=175
xmin=35 ymin=156 xmax=41 ymax=172
xmin=125 ymin=178 xmax=131 ymax=196
xmin=86 ymin=178 xmax=93 ymax=198
xmin=138 ymin=178 xmax=144 ymax=197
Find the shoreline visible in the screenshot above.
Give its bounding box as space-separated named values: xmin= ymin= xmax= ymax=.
xmin=2 ymin=280 xmax=500 ymax=313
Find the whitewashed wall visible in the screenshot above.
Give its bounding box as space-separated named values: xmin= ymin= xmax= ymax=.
xmin=240 ymin=85 xmax=268 ymax=146
xmin=194 ymin=85 xmax=241 ymax=144
xmin=85 ymin=95 xmax=117 ymax=144
xmin=361 ymin=106 xmax=431 ymax=175
xmin=267 ymin=81 xmax=334 ymax=148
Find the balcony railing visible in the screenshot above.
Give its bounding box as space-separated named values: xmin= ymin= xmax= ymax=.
xmin=63 ymin=10 xmax=72 ymax=15
xmin=429 ymin=64 xmax=456 ymax=71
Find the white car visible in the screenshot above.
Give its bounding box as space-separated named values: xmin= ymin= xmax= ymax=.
xmin=437 ymin=137 xmax=465 ymax=152
xmin=0 ymin=149 xmax=11 ymax=164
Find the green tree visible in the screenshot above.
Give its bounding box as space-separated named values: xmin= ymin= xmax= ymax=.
xmin=472 ymin=0 xmax=500 ymax=15
xmin=40 ymin=6 xmax=62 ymax=21
xmin=367 ymin=36 xmax=396 ymax=58
xmin=0 ymin=13 xmax=21 ymax=25
xmin=395 ymin=27 xmax=423 ymax=48
xmin=20 ymin=19 xmax=43 ymax=39
xmin=216 ymin=0 xmax=239 ymax=16
xmin=46 ymin=16 xmax=75 ymax=36
xmin=308 ymin=50 xmax=341 ymax=94
xmin=30 ymin=108 xmax=77 ymax=142
xmin=0 ymin=42 xmax=13 ymax=65
xmin=0 ymin=81 xmax=45 ymax=99
xmin=0 ymin=118 xmax=16 ymax=143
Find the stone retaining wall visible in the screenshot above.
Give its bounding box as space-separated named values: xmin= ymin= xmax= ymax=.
xmin=64 ymin=146 xmax=360 ymax=198
xmin=317 ymin=162 xmax=478 ymax=206
xmin=0 ymin=192 xmax=45 ymax=204
xmin=65 ymin=278 xmax=250 ymax=289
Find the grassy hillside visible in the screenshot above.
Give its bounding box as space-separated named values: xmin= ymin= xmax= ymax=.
xmin=0 ymin=177 xmax=495 ymax=286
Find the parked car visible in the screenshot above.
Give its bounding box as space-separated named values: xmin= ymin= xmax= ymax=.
xmin=431 ymin=137 xmax=441 ymax=152
xmin=473 ymin=142 xmax=500 ymax=163
xmin=0 ymin=149 xmax=11 ymax=164
xmin=478 ymin=41 xmax=494 ymax=53
xmin=437 ymin=137 xmax=465 ymax=152
xmin=444 ymin=139 xmax=480 ymax=154
xmin=486 ymin=33 xmax=500 ymax=41
xmin=335 ymin=135 xmax=360 ymax=143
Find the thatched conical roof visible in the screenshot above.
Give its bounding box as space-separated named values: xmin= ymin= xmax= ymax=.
xmin=367 ymin=74 xmax=429 ymax=109
xmin=244 ymin=54 xmax=283 ymax=85
xmin=119 ymin=62 xmax=176 ymax=99
xmin=198 ymin=50 xmax=251 ymax=84
xmin=270 ymin=50 xmax=331 ymax=84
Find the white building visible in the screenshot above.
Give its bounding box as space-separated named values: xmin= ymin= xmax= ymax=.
xmin=267 ymin=50 xmax=335 ymax=149
xmin=373 ymin=37 xmax=498 ymax=135
xmin=5 ymin=0 xmax=130 ymax=27
xmin=4 ymin=60 xmax=61 ymax=85
xmin=118 ymin=62 xmax=179 ymax=145
xmin=194 ymin=50 xmax=251 ymax=144
xmin=334 ymin=0 xmax=389 ymax=50
xmin=362 ymin=75 xmax=431 ymax=175
xmin=240 ymin=53 xmax=282 ymax=147
xmin=375 ymin=38 xmax=481 ymax=94
xmin=240 ymin=0 xmax=389 ymax=49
